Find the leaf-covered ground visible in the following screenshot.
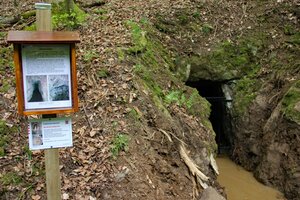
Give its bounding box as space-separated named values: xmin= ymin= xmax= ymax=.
xmin=1 ymin=0 xmax=299 ymax=199
xmin=0 ymin=0 xmax=221 ymax=199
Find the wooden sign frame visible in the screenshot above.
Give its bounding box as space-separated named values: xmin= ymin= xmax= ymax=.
xmin=7 ymin=31 xmax=80 ymax=115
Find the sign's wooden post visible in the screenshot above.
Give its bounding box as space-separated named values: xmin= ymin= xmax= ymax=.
xmin=7 ymin=4 xmax=80 ymax=200
xmin=35 ymin=3 xmax=61 ymax=200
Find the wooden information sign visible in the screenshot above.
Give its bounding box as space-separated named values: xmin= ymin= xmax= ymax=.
xmin=7 ymin=31 xmax=80 ymax=115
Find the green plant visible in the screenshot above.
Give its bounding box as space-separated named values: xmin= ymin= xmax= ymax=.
xmin=165 ymin=90 xmax=182 ymax=105
xmin=94 ymin=8 xmax=108 ymax=15
xmin=0 ymin=32 xmax=6 ymax=39
xmin=83 ymin=50 xmax=97 ymax=62
xmin=111 ymin=133 xmax=129 ymax=158
xmin=178 ymin=14 xmax=188 ymax=25
xmin=97 ymin=69 xmax=109 ymax=78
xmin=23 ymin=24 xmax=36 ymax=31
xmin=192 ymin=11 xmax=200 ymax=18
xmin=0 ymin=80 xmax=10 ymax=93
xmin=165 ymin=90 xmax=198 ymax=109
xmin=233 ymin=77 xmax=260 ymax=115
xmin=132 ymin=63 xmax=144 ymax=74
xmin=52 ymin=2 xmax=87 ymax=30
xmin=186 ymin=89 xmax=198 ymax=109
xmin=283 ymin=25 xmax=297 ymax=35
xmin=1 ymin=172 xmax=22 ymax=185
xmin=128 ymin=108 xmax=140 ymax=121
xmin=202 ymin=23 xmax=213 ymax=34
xmin=0 ymin=46 xmax=13 ymax=73
xmin=126 ymin=20 xmax=147 ymax=54
xmin=0 ymin=120 xmax=8 ymax=156
xmin=282 ymin=80 xmax=300 ymax=124
xmin=117 ymin=48 xmax=125 ymax=61
xmin=23 ymin=146 xmax=32 ymax=160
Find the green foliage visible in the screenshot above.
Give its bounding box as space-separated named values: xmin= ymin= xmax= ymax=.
xmin=52 ymin=2 xmax=87 ymax=30
xmin=128 ymin=108 xmax=140 ymax=121
xmin=186 ymin=89 xmax=198 ymax=109
xmin=111 ymin=133 xmax=129 ymax=158
xmin=21 ymin=10 xmax=36 ymax=19
xmin=284 ymin=25 xmax=297 ymax=35
xmin=133 ymin=64 xmax=144 ymax=73
xmin=125 ymin=20 xmax=147 ymax=54
xmin=83 ymin=50 xmax=97 ymax=63
xmin=0 ymin=122 xmax=18 ymax=157
xmin=202 ymin=23 xmax=213 ymax=34
xmin=23 ymin=146 xmax=32 ymax=160
xmin=94 ymin=8 xmax=108 ymax=15
xmin=0 ymin=120 xmax=8 ymax=156
xmin=23 ymin=24 xmax=36 ymax=31
xmin=0 ymin=79 xmax=10 ymax=93
xmin=177 ymin=14 xmax=188 ymax=25
xmin=165 ymin=90 xmax=199 ymax=109
xmin=192 ymin=11 xmax=201 ymax=19
xmin=233 ymin=77 xmax=260 ymax=115
xmin=287 ymin=32 xmax=300 ymax=45
xmin=0 ymin=32 xmax=6 ymax=39
xmin=97 ymin=69 xmax=110 ymax=78
xmin=1 ymin=172 xmax=22 ymax=185
xmin=0 ymin=46 xmax=13 ymax=74
xmin=187 ymin=34 xmax=265 ymax=81
xmin=117 ymin=48 xmax=125 ymax=61
xmin=94 ymin=8 xmax=109 ymax=20
xmin=282 ymin=80 xmax=300 ymax=124
xmin=165 ymin=90 xmax=182 ymax=105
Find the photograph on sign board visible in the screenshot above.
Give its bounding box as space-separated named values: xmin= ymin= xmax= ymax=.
xmin=26 ymin=75 xmax=48 ymax=102
xmin=22 ymin=44 xmax=72 ymax=110
xmin=31 ymin=122 xmax=43 ymax=146
xmin=29 ymin=118 xmax=73 ymax=150
xmin=49 ymin=75 xmax=70 ymax=101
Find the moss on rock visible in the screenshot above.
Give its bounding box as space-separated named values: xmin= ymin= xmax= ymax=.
xmin=282 ymin=80 xmax=300 ymax=124
xmin=183 ymin=36 xmax=264 ymax=81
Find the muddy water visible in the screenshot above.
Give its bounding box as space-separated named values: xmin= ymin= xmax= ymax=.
xmin=216 ymin=156 xmax=285 ymax=200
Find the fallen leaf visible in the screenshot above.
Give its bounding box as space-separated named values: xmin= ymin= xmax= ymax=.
xmin=63 ymin=193 xmax=69 ymax=200
xmin=31 ymin=195 xmax=41 ymax=200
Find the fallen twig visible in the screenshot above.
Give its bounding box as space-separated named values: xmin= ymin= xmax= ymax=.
xmin=158 ymin=128 xmax=188 ymax=146
xmin=179 ymin=145 xmax=209 ymax=188
xmin=82 ymin=101 xmax=94 ymax=129
xmin=158 ymin=128 xmax=172 ymax=142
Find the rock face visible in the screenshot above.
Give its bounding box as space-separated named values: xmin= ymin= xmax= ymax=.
xmin=49 ymin=75 xmax=69 ymax=101
xmin=26 ymin=75 xmax=48 ymax=102
xmin=29 ymin=81 xmax=44 ymax=102
xmin=232 ymin=80 xmax=300 ymax=199
xmin=199 ymin=187 xmax=226 ymax=200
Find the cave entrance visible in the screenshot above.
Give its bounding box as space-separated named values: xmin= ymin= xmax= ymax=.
xmin=187 ymin=80 xmax=233 ymax=154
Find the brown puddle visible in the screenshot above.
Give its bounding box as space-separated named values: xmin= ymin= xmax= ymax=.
xmin=216 ymin=156 xmax=286 ymax=200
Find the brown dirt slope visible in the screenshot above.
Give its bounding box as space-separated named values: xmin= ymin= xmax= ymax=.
xmin=0 ymin=0 xmax=220 ymax=200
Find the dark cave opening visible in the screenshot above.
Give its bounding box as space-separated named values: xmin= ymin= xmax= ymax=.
xmin=187 ymin=80 xmax=232 ymax=154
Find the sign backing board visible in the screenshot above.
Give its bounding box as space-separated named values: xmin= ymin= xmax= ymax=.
xmin=22 ymin=44 xmax=72 ymax=110
xmin=28 ymin=117 xmax=73 ymax=150
xmin=7 ymin=31 xmax=80 ymax=115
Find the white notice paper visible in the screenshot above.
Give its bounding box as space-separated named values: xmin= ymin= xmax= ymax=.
xmin=22 ymin=44 xmax=72 ymax=110
xmin=28 ymin=118 xmax=73 ymax=150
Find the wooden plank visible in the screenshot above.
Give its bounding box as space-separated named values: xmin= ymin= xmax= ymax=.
xmin=13 ymin=44 xmax=25 ymax=114
xmin=45 ymin=148 xmax=61 ymax=200
xmin=23 ymin=108 xmax=77 ymax=116
xmin=7 ymin=31 xmax=80 ymax=44
xmin=36 ymin=8 xmax=52 ymax=31
xmin=71 ymin=44 xmax=79 ymax=112
xmin=36 ymin=4 xmax=62 ymax=200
